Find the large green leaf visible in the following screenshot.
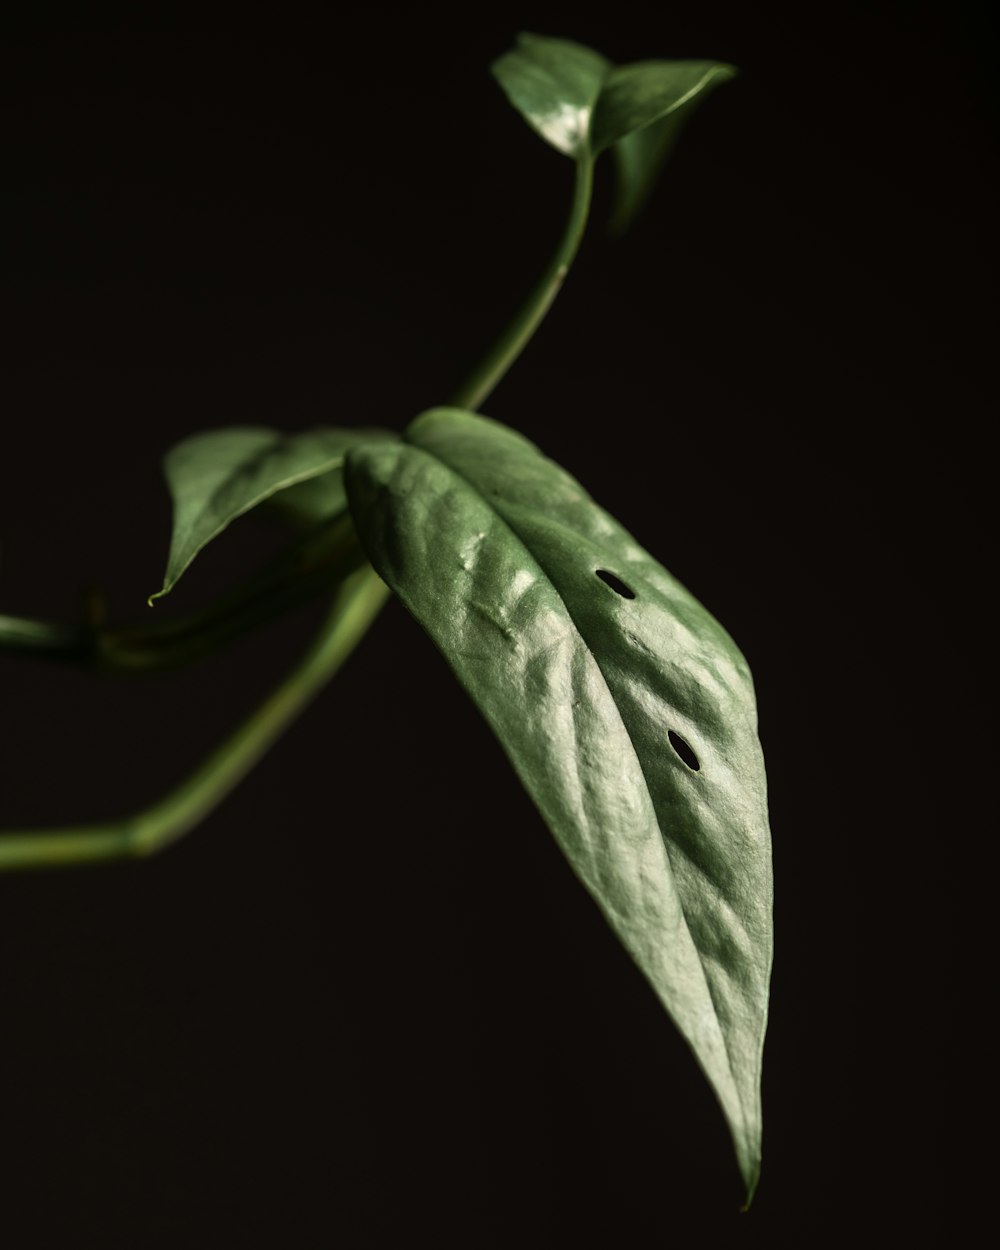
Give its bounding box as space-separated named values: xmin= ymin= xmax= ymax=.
xmin=345 ymin=408 xmax=772 ymax=1201
xmin=493 ymin=33 xmax=735 ymax=232
xmin=151 ymin=426 xmax=396 ymax=602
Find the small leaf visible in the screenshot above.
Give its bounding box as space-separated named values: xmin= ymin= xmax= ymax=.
xmin=590 ymin=59 xmax=736 ymax=156
xmin=151 ymin=426 xmax=396 ymax=603
xmin=492 ymin=33 xmax=610 ymax=158
xmin=345 ymin=409 xmax=772 ymax=1202
xmin=493 ymin=33 xmax=735 ymax=233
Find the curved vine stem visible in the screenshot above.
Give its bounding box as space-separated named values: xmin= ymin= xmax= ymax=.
xmin=0 ymin=613 xmax=81 ymax=659
xmin=0 ymin=565 xmax=388 ymax=871
xmin=450 ymin=157 xmax=594 ymax=412
xmin=0 ymin=513 xmax=364 ymax=676
xmin=0 ymin=141 xmax=598 ymax=869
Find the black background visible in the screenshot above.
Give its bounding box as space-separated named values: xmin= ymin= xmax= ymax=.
xmin=0 ymin=2 xmax=990 ymax=1245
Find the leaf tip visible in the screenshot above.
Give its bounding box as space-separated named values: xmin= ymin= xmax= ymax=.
xmin=738 ymin=1151 xmax=761 ymax=1211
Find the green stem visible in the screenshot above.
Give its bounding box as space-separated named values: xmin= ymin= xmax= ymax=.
xmin=0 ymin=613 xmax=80 ymax=658
xmin=0 ymin=513 xmax=365 ymax=676
xmin=451 ymin=157 xmax=594 ymax=412
xmin=0 ymin=565 xmax=389 ymax=871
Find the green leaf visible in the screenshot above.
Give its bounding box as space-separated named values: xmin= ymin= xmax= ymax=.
xmin=345 ymin=408 xmax=772 ymax=1202
xmin=607 ymin=111 xmax=686 ymax=237
xmin=590 ymin=58 xmax=736 ymax=156
xmin=262 ymin=471 xmax=353 ymax=529
xmin=492 ymin=34 xmax=610 ymax=159
xmin=600 ymin=60 xmax=736 ymax=234
xmin=151 ymin=426 xmax=396 ymax=603
xmin=493 ymin=33 xmax=736 ymax=232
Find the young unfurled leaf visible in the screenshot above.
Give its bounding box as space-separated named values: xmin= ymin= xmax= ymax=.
xmin=493 ymin=33 xmax=736 ymax=232
xmin=151 ymin=426 xmax=397 ymax=603
xmin=344 ymin=408 xmax=772 ymax=1202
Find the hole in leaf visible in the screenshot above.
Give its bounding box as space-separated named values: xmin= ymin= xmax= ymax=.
xmin=595 ymin=569 xmax=635 ymax=599
xmin=668 ymin=731 xmax=700 ymax=771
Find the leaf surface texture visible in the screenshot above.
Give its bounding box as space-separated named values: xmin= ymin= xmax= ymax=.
xmin=345 ymin=408 xmax=772 ymax=1199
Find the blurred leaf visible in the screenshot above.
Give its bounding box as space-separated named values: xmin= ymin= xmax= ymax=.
xmin=492 ymin=33 xmax=610 ymax=158
xmin=493 ymin=33 xmax=735 ymax=233
xmin=262 ymin=471 xmax=352 ymax=529
xmin=607 ymin=111 xmax=686 ymax=236
xmin=591 ymin=58 xmax=736 ymax=155
xmin=152 ymin=426 xmax=396 ymax=602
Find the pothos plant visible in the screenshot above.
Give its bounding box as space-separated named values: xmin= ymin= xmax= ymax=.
xmin=0 ymin=34 xmax=773 ymax=1206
